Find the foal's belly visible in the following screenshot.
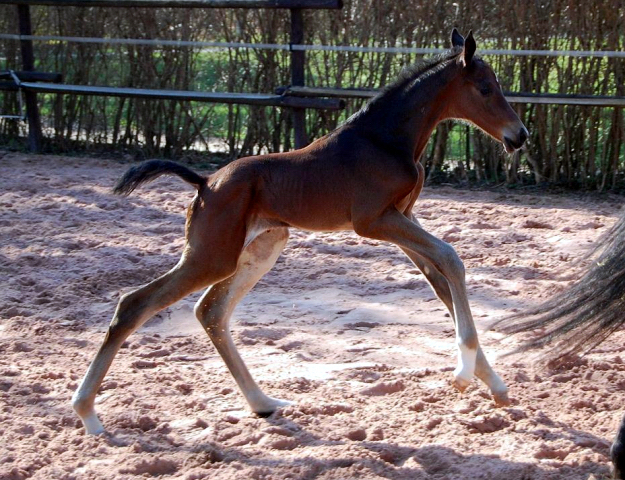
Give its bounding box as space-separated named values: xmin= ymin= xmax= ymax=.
xmin=257 ymin=182 xmax=355 ymax=233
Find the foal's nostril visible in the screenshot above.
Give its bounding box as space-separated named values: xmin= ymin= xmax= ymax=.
xmin=519 ymin=127 xmax=528 ymax=146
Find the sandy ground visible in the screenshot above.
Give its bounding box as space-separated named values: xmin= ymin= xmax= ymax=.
xmin=1 ymin=151 xmax=624 ymax=480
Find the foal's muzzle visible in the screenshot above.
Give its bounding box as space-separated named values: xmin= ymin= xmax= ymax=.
xmin=504 ymin=127 xmax=529 ymax=153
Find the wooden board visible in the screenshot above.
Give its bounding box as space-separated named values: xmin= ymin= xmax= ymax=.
xmin=0 ymin=0 xmax=342 ymax=9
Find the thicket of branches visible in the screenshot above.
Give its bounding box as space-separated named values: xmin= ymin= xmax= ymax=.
xmin=1 ymin=1 xmax=623 ymax=189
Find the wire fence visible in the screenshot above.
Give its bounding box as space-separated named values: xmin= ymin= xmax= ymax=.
xmin=3 ymin=33 xmax=625 ymax=58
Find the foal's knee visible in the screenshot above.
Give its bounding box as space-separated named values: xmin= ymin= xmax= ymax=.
xmin=435 ymin=242 xmax=465 ymax=279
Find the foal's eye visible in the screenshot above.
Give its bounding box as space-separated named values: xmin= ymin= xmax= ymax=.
xmin=480 ymin=86 xmax=492 ymax=96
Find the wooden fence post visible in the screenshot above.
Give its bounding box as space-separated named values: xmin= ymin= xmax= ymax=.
xmin=17 ymin=4 xmax=42 ymax=152
xmin=290 ymin=7 xmax=308 ymax=149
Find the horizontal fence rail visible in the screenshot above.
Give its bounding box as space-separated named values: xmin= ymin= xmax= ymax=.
xmin=2 ymin=33 xmax=625 ymax=58
xmin=0 ymin=70 xmax=61 ymax=82
xmin=0 ymin=0 xmax=342 ymax=8
xmin=1 ymin=81 xmax=345 ymax=109
xmin=277 ymin=86 xmax=625 ymax=107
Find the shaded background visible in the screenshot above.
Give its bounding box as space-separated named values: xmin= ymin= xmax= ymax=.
xmin=1 ymin=0 xmax=623 ymax=189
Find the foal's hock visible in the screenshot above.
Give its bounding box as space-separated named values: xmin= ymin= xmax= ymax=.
xmin=73 ymin=29 xmax=527 ymax=435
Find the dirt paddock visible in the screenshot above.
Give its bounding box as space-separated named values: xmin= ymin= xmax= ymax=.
xmin=1 ymin=152 xmax=624 ymax=480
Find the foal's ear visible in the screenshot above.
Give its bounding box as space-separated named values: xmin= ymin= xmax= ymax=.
xmin=463 ymin=30 xmax=476 ymax=66
xmin=451 ymin=28 xmax=464 ymax=48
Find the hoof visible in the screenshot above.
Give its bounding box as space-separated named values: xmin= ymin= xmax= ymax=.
xmin=82 ymin=413 xmax=106 ymax=436
xmin=492 ymin=391 xmax=511 ymax=407
xmin=251 ymin=397 xmax=293 ymax=417
xmin=255 ymin=410 xmax=277 ymax=418
xmin=452 ymin=376 xmax=471 ymax=393
xmin=72 ymin=397 xmax=105 ymax=435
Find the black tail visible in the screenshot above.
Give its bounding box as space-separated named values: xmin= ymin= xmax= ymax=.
xmin=491 ymin=211 xmax=625 ymax=360
xmin=113 ymin=160 xmax=206 ymax=196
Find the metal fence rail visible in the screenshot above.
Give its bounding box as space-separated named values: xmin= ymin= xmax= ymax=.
xmin=3 ymin=33 xmax=625 ymax=58
xmin=275 ymin=86 xmax=625 ymax=107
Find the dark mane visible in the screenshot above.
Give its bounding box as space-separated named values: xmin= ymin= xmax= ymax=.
xmin=377 ymin=46 xmax=464 ymax=98
xmin=343 ymin=46 xmax=464 ymax=125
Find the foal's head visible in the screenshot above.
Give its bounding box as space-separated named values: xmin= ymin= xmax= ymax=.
xmin=446 ymin=29 xmax=528 ymax=153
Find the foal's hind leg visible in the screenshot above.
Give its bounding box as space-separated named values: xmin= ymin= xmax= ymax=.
xmin=72 ymin=259 xmax=233 ymax=435
xmin=194 ymin=228 xmax=290 ymax=415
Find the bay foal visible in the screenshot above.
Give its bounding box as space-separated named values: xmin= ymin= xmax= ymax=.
xmin=73 ymin=29 xmax=528 ymax=435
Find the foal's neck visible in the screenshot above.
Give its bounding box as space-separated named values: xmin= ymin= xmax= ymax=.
xmin=357 ymin=58 xmax=460 ymax=162
xmin=406 ymin=60 xmax=459 ymax=161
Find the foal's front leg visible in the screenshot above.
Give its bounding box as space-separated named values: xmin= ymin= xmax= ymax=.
xmin=355 ymin=208 xmax=503 ymax=400
xmin=399 ymin=216 xmax=509 ymax=405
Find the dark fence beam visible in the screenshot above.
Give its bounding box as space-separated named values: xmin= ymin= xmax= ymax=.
xmin=6 ymin=82 xmax=345 ymax=109
xmin=0 ymin=81 xmax=19 ymax=91
xmin=277 ymin=85 xmax=377 ymax=98
xmin=289 ymin=7 xmax=307 ymax=148
xmin=0 ymin=0 xmax=342 ymax=8
xmin=0 ymin=70 xmax=62 ymax=82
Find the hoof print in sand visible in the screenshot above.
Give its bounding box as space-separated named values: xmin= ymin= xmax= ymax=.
xmin=119 ymin=456 xmax=178 ymax=476
xmin=461 ymin=414 xmax=510 ymax=434
xmin=359 ymin=380 xmax=405 ymax=396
